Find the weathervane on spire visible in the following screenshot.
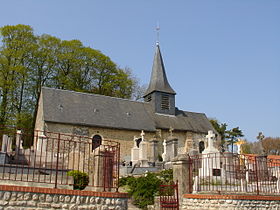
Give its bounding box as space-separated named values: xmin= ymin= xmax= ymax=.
xmin=156 ymin=22 xmax=160 ymax=45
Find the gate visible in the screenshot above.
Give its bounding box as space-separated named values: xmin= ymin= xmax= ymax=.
xmin=159 ymin=181 xmax=179 ymax=210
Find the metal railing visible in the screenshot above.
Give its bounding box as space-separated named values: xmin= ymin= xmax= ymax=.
xmin=190 ymin=153 xmax=280 ymax=195
xmin=0 ymin=127 xmax=120 ymax=191
xmin=159 ymin=181 xmax=179 ymax=210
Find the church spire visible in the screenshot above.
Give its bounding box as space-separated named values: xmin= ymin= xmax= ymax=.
xmin=144 ymin=44 xmax=176 ymax=97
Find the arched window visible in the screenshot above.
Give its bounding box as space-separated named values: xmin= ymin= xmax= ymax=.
xmin=199 ymin=141 xmax=205 ymax=153
xmin=92 ymin=135 xmax=102 ymax=150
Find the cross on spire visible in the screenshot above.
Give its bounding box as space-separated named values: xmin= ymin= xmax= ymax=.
xmin=156 ymin=22 xmax=160 ymax=45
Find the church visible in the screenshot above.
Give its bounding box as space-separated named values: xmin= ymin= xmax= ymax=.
xmin=35 ymin=43 xmax=214 ymax=161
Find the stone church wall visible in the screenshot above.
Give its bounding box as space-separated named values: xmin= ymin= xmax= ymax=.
xmin=41 ymin=122 xmax=208 ymax=161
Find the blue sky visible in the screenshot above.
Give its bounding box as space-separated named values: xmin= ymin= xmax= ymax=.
xmin=1 ymin=0 xmax=279 ymax=141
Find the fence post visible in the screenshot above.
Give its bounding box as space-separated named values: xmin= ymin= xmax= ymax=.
xmin=54 ymin=133 xmax=60 ymax=189
xmin=172 ymin=154 xmax=192 ymax=202
xmin=255 ymin=156 xmax=259 ymax=195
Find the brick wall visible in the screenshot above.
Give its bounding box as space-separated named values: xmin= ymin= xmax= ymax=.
xmin=0 ymin=185 xmax=128 ymax=210
xmin=183 ymin=194 xmax=280 ymax=210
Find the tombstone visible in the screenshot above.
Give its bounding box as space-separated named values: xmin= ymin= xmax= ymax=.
xmin=162 ymin=140 xmax=167 ymax=162
xmin=1 ymin=135 xmax=8 ymax=153
xmin=37 ymin=134 xmax=47 ymax=154
xmin=199 ymin=130 xmax=221 ymax=177
xmin=139 ymin=130 xmax=149 ymax=167
xmin=166 ymin=137 xmax=178 ymax=162
xmin=131 ymin=136 xmax=140 ymax=166
xmin=149 ymin=139 xmax=159 ymax=163
xmin=15 ymin=130 xmax=22 ymax=159
xmin=7 ymin=137 xmax=12 ymax=153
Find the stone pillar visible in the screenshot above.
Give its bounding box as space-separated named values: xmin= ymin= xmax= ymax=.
xmin=172 ymin=154 xmax=192 ymax=200
xmin=149 ymin=140 xmax=158 ymax=163
xmin=1 ymin=135 xmax=8 ymax=152
xmin=93 ymin=148 xmax=114 ymax=192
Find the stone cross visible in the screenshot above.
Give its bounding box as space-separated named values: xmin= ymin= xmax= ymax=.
xmin=169 ymin=126 xmax=174 ymax=137
xmin=206 ymin=130 xmax=215 ymax=149
xmin=140 ymin=130 xmax=145 ymax=141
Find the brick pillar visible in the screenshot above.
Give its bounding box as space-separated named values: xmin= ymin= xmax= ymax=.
xmin=172 ymin=154 xmax=192 ymax=199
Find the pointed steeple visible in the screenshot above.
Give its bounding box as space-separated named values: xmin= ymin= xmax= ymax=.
xmin=144 ymin=44 xmax=176 ymax=97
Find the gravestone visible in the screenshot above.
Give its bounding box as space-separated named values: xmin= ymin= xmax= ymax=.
xmin=166 ymin=137 xmax=178 ymax=162
xmin=0 ymin=135 xmax=9 ymax=164
xmin=1 ymin=135 xmax=8 ymax=152
xmin=199 ymin=130 xmax=221 ymax=177
xmin=162 ymin=139 xmax=167 ymax=162
xmin=139 ymin=130 xmax=149 ymax=167
xmin=15 ymin=130 xmax=22 ymax=159
xmin=7 ymin=137 xmax=12 ymax=153
xmin=131 ymin=136 xmax=140 ymax=166
xmin=149 ymin=139 xmax=158 ymax=163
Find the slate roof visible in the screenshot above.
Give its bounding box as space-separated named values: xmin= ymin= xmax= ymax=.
xmin=144 ymin=44 xmax=176 ymax=97
xmin=41 ymin=87 xmax=213 ymax=134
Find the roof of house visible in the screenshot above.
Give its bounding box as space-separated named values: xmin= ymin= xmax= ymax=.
xmin=41 ymin=87 xmax=213 ymax=133
xmin=144 ymin=44 xmax=176 ymax=97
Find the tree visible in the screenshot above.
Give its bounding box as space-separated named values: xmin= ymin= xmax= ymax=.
xmin=262 ymin=137 xmax=280 ymax=155
xmin=0 ymin=24 xmax=139 ymax=133
xmin=0 ymin=24 xmax=36 ymax=127
xmin=227 ymin=127 xmax=244 ymax=153
xmin=209 ymin=119 xmax=227 ymax=151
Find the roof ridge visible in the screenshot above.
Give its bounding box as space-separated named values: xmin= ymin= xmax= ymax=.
xmin=42 ymin=87 xmax=149 ymax=105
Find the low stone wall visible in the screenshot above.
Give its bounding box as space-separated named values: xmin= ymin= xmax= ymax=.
xmin=183 ymin=194 xmax=280 ymax=210
xmin=0 ymin=185 xmax=128 ymax=210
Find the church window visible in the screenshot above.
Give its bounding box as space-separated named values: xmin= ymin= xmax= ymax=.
xmin=92 ymin=135 xmax=102 ymax=150
xmin=199 ymin=141 xmax=205 ymax=153
xmin=161 ymin=94 xmax=170 ymax=110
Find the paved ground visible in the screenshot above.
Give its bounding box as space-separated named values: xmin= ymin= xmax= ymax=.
xmin=127 ymin=199 xmax=141 ymax=210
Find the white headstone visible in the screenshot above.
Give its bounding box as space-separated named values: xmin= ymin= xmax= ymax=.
xmin=162 ymin=139 xmax=167 ymax=162
xmin=1 ymin=135 xmax=8 ymax=152
xmin=199 ymin=130 xmax=221 ymax=177
xmin=15 ymin=130 xmax=22 ymax=157
xmin=203 ymin=130 xmax=219 ymax=154
xmin=131 ymin=136 xmax=140 ymax=166
xmin=7 ymin=137 xmax=12 ymax=153
xmin=139 ymin=131 xmax=149 ymax=167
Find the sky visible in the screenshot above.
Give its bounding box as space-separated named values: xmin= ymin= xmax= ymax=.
xmin=0 ymin=0 xmax=279 ymax=141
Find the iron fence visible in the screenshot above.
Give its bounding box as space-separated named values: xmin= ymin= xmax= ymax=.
xmin=190 ymin=153 xmax=280 ymax=195
xmin=0 ymin=127 xmax=120 ymax=192
xmin=159 ymin=181 xmax=179 ymax=210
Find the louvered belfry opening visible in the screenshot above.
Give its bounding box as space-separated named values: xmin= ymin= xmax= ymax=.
xmin=161 ymin=94 xmax=170 ymax=110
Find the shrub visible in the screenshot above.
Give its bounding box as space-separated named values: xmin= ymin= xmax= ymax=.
xmin=67 ymin=170 xmax=89 ymax=190
xmin=119 ymin=169 xmax=173 ymax=209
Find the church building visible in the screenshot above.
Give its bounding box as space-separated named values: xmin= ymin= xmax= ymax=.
xmin=35 ymin=43 xmax=214 ymax=161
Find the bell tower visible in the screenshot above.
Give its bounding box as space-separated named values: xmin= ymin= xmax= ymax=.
xmin=143 ymin=43 xmax=176 ymax=115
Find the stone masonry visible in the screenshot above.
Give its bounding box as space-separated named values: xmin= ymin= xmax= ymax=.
xmin=183 ymin=194 xmax=280 ymax=210
xmin=0 ymin=185 xmax=128 ymax=210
